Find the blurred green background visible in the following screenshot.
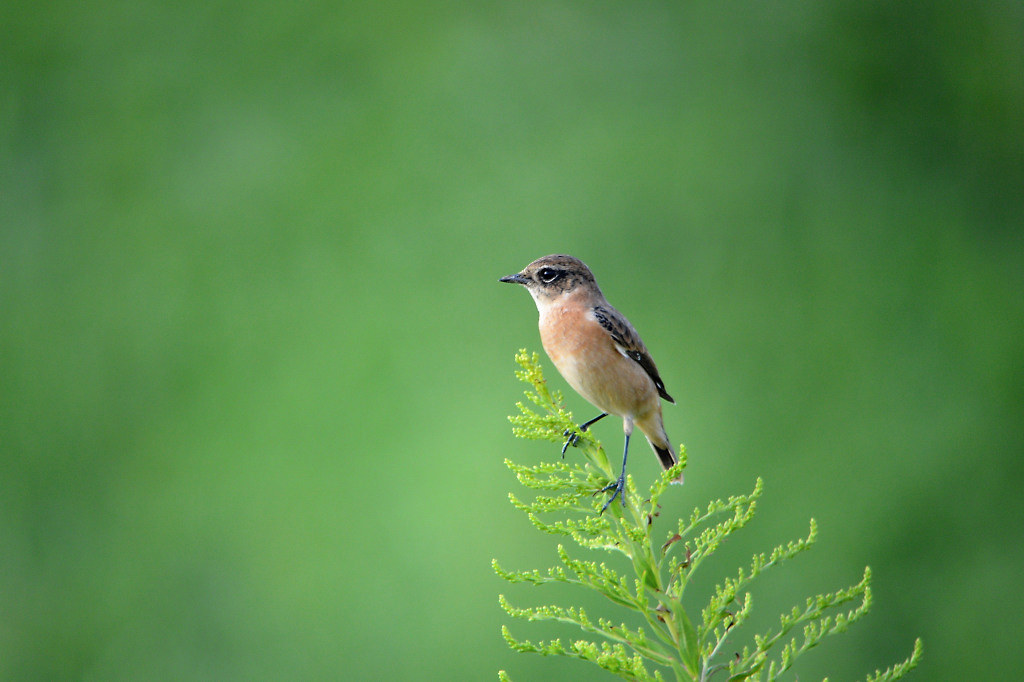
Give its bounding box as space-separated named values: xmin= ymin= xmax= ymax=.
xmin=3 ymin=1 xmax=1022 ymax=679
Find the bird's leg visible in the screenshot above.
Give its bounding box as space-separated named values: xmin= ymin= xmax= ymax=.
xmin=598 ymin=431 xmax=630 ymax=513
xmin=561 ymin=412 xmax=609 ymax=457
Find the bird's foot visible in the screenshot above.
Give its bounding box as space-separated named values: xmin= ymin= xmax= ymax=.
xmin=560 ymin=413 xmax=609 ymax=458
xmin=596 ymin=474 xmax=627 ymax=514
xmin=560 ymin=430 xmax=581 ymax=458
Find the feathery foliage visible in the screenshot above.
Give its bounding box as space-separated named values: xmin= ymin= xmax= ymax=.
xmin=496 ymin=350 xmax=921 ymax=681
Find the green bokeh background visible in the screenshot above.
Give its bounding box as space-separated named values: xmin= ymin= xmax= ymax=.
xmin=4 ymin=2 xmax=1022 ymax=680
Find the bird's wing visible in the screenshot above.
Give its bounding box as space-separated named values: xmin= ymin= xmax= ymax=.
xmin=592 ymin=305 xmax=674 ymax=403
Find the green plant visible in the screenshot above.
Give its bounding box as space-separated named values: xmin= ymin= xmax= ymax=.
xmin=495 ymin=350 xmax=922 ymax=681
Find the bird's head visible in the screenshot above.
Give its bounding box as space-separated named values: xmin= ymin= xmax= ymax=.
xmin=499 ymin=254 xmax=602 ymax=307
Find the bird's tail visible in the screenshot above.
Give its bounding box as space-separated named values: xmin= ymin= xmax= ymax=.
xmin=654 ymin=442 xmax=684 ymax=484
xmin=638 ymin=413 xmax=684 ymax=484
xmin=652 ymin=442 xmax=677 ymax=470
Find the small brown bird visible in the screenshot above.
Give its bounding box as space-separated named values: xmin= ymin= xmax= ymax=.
xmin=500 ymin=254 xmax=679 ymax=511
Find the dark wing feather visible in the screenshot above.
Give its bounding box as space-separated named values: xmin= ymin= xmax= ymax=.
xmin=593 ymin=305 xmax=674 ymax=403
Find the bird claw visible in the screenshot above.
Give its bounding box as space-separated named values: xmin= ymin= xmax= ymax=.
xmin=596 ymin=474 xmax=627 ymax=514
xmin=560 ymin=430 xmax=581 ymax=458
xmin=559 ymin=413 xmax=609 ymax=458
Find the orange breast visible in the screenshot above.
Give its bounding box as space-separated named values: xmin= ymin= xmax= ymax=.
xmin=538 ymin=303 xmax=658 ymax=419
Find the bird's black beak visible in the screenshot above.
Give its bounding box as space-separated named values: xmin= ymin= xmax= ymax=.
xmin=499 ymin=273 xmax=528 ymax=285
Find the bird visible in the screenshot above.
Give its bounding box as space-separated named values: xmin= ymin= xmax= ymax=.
xmin=500 ymin=254 xmax=679 ymax=512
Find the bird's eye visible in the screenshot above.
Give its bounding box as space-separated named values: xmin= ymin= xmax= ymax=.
xmin=538 ymin=268 xmax=561 ymax=283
